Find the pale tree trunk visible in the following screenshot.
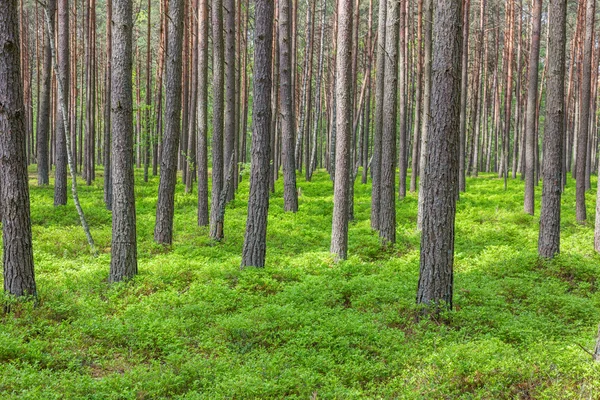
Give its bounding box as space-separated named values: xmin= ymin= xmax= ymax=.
xmin=416 ymin=0 xmax=462 ymax=311
xmin=241 ymin=0 xmax=274 ymax=268
xmin=109 ymin=0 xmax=137 ymax=282
xmin=539 ymin=0 xmax=566 ymax=259
xmin=330 ymin=0 xmax=353 ymax=260
xmin=398 ymin=0 xmax=407 ymax=197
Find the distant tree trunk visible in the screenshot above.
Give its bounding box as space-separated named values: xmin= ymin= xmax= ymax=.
xmin=538 ymin=0 xmax=566 ymax=259
xmin=524 ymin=0 xmax=542 ymax=215
xmin=84 ymin=0 xmax=96 ymax=186
xmin=186 ymin=13 xmax=198 ymax=195
xmin=397 ymin=0 xmax=407 ymax=196
xmin=330 ymin=0 xmax=353 ymax=260
xmin=458 ymin=0 xmax=469 ymax=193
xmin=378 ymin=0 xmax=399 ymax=244
xmin=0 ymin=0 xmax=37 ymax=298
xmin=279 ymin=0 xmax=299 ymax=212
xmin=576 ymin=0 xmax=594 ymax=223
xmin=109 ymin=0 xmax=137 ymax=282
xmin=501 ymin=0 xmax=515 ymax=188
xmin=54 ymin=0 xmax=69 ymax=206
xmin=143 ymin=0 xmax=152 ymax=183
xmin=416 ymin=0 xmax=432 ymax=231
xmin=197 ymin=0 xmax=209 ymax=225
xmin=511 ymin=0 xmax=522 ymax=180
xmin=210 ymin=0 xmax=225 ymax=240
xmin=416 ymin=0 xmax=462 ymax=311
xmin=103 ymin=0 xmax=113 ymax=210
xmin=223 ymin=0 xmax=236 ymax=201
xmin=241 ymin=0 xmax=274 ymax=268
xmin=410 ymin=0 xmax=423 ymax=193
xmin=154 ymin=0 xmax=184 ymax=245
xmin=370 ymin=0 xmax=385 ymax=230
xmin=37 ymin=0 xmax=54 ymax=186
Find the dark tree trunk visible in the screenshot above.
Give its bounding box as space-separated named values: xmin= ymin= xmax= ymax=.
xmin=524 ymin=0 xmax=542 ymax=215
xmin=224 ymin=0 xmax=236 ymax=202
xmin=37 ymin=0 xmax=54 ymax=186
xmin=241 ymin=0 xmax=274 ymax=268
xmin=279 ymin=0 xmax=299 ymax=212
xmin=154 ymin=0 xmax=184 ymax=245
xmin=416 ymin=0 xmax=462 ymax=311
xmin=210 ymin=0 xmax=225 ymax=239
xmin=378 ymin=0 xmax=399 ymax=244
xmin=104 ymin=0 xmax=113 ymax=210
xmin=330 ymin=0 xmax=353 ymax=260
xmin=370 ymin=0 xmax=385 ymax=230
xmin=54 ymin=0 xmax=69 ymax=206
xmin=0 ymin=0 xmax=37 ymax=297
xmin=576 ymin=0 xmax=594 ymax=223
xmin=458 ymin=0 xmax=469 ymax=193
xmin=197 ymin=0 xmax=209 ymax=226
xmin=109 ymin=0 xmax=137 ymax=282
xmin=538 ymin=0 xmax=566 ymax=259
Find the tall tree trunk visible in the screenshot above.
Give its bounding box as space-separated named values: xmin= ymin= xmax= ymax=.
xmin=330 ymin=0 xmax=353 ymax=260
xmin=197 ymin=0 xmax=209 ymax=225
xmin=279 ymin=0 xmax=299 ymax=212
xmin=143 ymin=0 xmax=152 ymax=183
xmin=538 ymin=0 xmax=566 ymax=259
xmin=397 ymin=0 xmax=407 ymax=196
xmin=409 ymin=0 xmax=423 ymax=193
xmin=576 ymin=0 xmax=594 ymax=223
xmin=154 ymin=0 xmax=184 ymax=245
xmin=524 ymin=0 xmax=542 ymax=215
xmin=210 ymin=0 xmax=225 ymax=239
xmin=0 ymin=0 xmax=37 ymax=298
xmin=416 ymin=0 xmax=462 ymax=311
xmin=54 ymin=0 xmax=69 ymax=206
xmin=37 ymin=0 xmax=54 ymax=186
xmin=241 ymin=0 xmax=274 ymax=268
xmin=104 ymin=0 xmax=113 ymax=210
xmin=110 ymin=0 xmax=137 ymax=282
xmin=224 ymin=0 xmax=236 ymax=201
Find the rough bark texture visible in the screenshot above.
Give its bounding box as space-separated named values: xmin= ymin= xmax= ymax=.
xmin=37 ymin=0 xmax=54 ymax=186
xmin=397 ymin=0 xmax=407 ymax=198
xmin=224 ymin=0 xmax=236 ymax=202
xmin=104 ymin=0 xmax=113 ymax=210
xmin=241 ymin=0 xmax=274 ymax=268
xmin=416 ymin=0 xmax=462 ymax=310
xmin=524 ymin=0 xmax=542 ymax=215
xmin=54 ymin=0 xmax=69 ymax=206
xmin=279 ymin=0 xmax=299 ymax=212
xmin=370 ymin=0 xmax=385 ymax=230
xmin=1 ymin=0 xmax=36 ymax=297
xmin=330 ymin=0 xmax=353 ymax=260
xmin=538 ymin=0 xmax=566 ymax=259
xmin=210 ymin=0 xmax=225 ymax=239
xmin=458 ymin=0 xmax=469 ymax=193
xmin=197 ymin=0 xmax=209 ymax=226
xmin=576 ymin=0 xmax=594 ymax=223
xmin=154 ymin=0 xmax=184 ymax=245
xmin=109 ymin=0 xmax=138 ymax=282
xmin=378 ymin=0 xmax=399 ymax=244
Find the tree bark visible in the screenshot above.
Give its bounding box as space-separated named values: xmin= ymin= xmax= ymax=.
xmin=0 ymin=0 xmax=37 ymax=298
xmin=416 ymin=0 xmax=462 ymax=311
xmin=109 ymin=0 xmax=137 ymax=282
xmin=224 ymin=0 xmax=236 ymax=201
xmin=54 ymin=0 xmax=69 ymax=206
xmin=104 ymin=0 xmax=113 ymax=210
xmin=458 ymin=0 xmax=469 ymax=193
xmin=197 ymin=0 xmax=209 ymax=225
xmin=538 ymin=0 xmax=566 ymax=259
xmin=154 ymin=0 xmax=184 ymax=245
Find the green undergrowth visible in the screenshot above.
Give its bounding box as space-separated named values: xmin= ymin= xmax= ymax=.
xmin=1 ymin=168 xmax=600 ymax=399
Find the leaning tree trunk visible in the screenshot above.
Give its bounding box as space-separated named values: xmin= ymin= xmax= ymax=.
xmin=524 ymin=0 xmax=542 ymax=215
xmin=576 ymin=0 xmax=594 ymax=224
xmin=36 ymin=0 xmax=54 ymax=186
xmin=109 ymin=0 xmax=137 ymax=282
xmin=539 ymin=0 xmax=566 ymax=259
xmin=330 ymin=0 xmax=354 ymax=260
xmin=279 ymin=0 xmax=299 ymax=212
xmin=154 ymin=0 xmax=184 ymax=245
xmin=0 ymin=0 xmax=37 ymax=298
xmin=378 ymin=0 xmax=399 ymax=244
xmin=416 ymin=0 xmax=462 ymax=311
xmin=241 ymin=0 xmax=274 ymax=268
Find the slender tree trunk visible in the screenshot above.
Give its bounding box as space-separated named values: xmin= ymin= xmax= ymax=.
xmin=524 ymin=0 xmax=542 ymax=215
xmin=398 ymin=0 xmax=407 ymax=196
xmin=279 ymin=0 xmax=299 ymax=212
xmin=0 ymin=0 xmax=37 ymax=298
xmin=109 ymin=0 xmax=137 ymax=282
xmin=54 ymin=0 xmax=69 ymax=206
xmin=224 ymin=0 xmax=236 ymax=201
xmin=241 ymin=0 xmax=274 ymax=268
xmin=410 ymin=0 xmax=423 ymax=193
xmin=458 ymin=0 xmax=469 ymax=193
xmin=143 ymin=0 xmax=152 ymax=183
xmin=539 ymin=0 xmax=566 ymax=259
xmin=330 ymin=0 xmax=353 ymax=260
xmin=154 ymin=0 xmax=184 ymax=245
xmin=197 ymin=0 xmax=209 ymax=225
xmin=416 ymin=0 xmax=462 ymax=311
xmin=104 ymin=0 xmax=113 ymax=210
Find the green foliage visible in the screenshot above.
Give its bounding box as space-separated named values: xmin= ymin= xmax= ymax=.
xmin=2 ymin=168 xmax=600 ymax=398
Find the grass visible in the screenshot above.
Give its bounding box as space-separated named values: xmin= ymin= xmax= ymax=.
xmin=1 ymin=167 xmax=600 ymax=399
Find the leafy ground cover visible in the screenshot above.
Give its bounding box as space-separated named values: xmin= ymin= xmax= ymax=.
xmin=1 ymin=168 xmax=600 ymax=399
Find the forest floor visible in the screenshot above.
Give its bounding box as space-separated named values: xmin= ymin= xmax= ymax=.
xmin=2 ymin=168 xmax=600 ymax=399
